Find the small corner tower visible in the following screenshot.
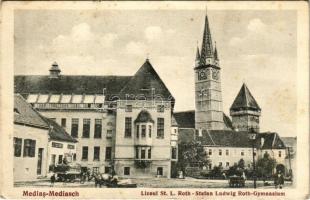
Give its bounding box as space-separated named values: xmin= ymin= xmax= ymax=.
xmin=194 ymin=11 xmax=224 ymax=131
xmin=230 ymin=83 xmax=261 ymax=132
xmin=49 ymin=62 xmax=61 ymax=78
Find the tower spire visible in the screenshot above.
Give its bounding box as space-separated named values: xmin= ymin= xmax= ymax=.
xmin=195 ymin=43 xmax=201 ymax=68
xmin=200 ymin=9 xmax=214 ymax=65
xmin=214 ymin=41 xmax=219 ymax=60
xmin=196 ymin=45 xmax=201 ymax=61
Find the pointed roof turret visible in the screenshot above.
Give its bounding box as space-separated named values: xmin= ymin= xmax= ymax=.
xmin=49 ymin=62 xmax=61 ymax=78
xmin=214 ymin=42 xmax=219 ymax=60
xmin=50 ymin=61 xmax=61 ymax=72
xmin=230 ymin=83 xmax=261 ymax=111
xmin=200 ymin=10 xmax=214 ymax=64
xmin=195 ymin=46 xmax=201 ymax=61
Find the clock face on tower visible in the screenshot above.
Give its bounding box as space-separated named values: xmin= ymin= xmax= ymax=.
xmin=198 ymin=69 xmax=207 ymax=80
xmin=212 ymin=69 xmax=219 ymax=80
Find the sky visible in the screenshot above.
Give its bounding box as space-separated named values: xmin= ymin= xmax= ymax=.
xmin=14 ymin=9 xmax=297 ymax=137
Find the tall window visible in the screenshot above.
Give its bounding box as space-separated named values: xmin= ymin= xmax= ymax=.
xmin=94 ymin=119 xmax=102 ymax=138
xmin=61 ymin=118 xmax=66 ymax=128
xmin=278 ymin=151 xmax=282 ymax=157
xmin=105 ymin=147 xmax=112 ymax=160
xmin=219 ymin=149 xmax=222 ymax=156
xmin=141 ymin=125 xmax=146 ymax=138
xmin=241 ymin=150 xmax=244 ymax=156
xmin=208 ymin=149 xmax=212 ymax=155
xmin=226 ymin=162 xmax=230 ymax=167
xmin=82 ymin=146 xmax=88 ymax=160
xmin=157 ymin=118 xmax=164 ymax=138
xmin=13 ymin=137 xmax=22 ymax=157
xmin=148 ymin=148 xmax=151 ymax=159
xmin=94 ymin=146 xmax=100 ymax=161
xmin=226 ymin=149 xmax=229 ymax=156
xmin=82 ymin=119 xmax=90 ymax=138
xmin=71 ymin=118 xmax=79 ymax=138
xmin=125 ymin=117 xmax=132 ymax=137
xmin=23 ymin=139 xmax=36 ymax=157
xmin=135 ymin=147 xmax=139 ymax=159
xmin=141 ymin=149 xmax=146 ymax=159
xmin=171 ymin=147 xmax=177 ymax=159
xmin=148 ymin=125 xmax=152 ymax=138
xmin=136 ymin=125 xmax=139 ymax=138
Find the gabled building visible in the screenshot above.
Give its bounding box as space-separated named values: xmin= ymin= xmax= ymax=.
xmin=14 ymin=94 xmax=77 ymax=181
xmin=14 ymin=59 xmax=177 ymax=178
xmin=14 ymin=94 xmax=50 ymax=181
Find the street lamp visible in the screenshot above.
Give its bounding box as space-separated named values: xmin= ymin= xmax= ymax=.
xmin=248 ymin=128 xmax=257 ymax=189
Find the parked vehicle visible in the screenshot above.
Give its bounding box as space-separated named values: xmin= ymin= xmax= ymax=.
xmin=54 ymin=163 xmax=82 ymax=183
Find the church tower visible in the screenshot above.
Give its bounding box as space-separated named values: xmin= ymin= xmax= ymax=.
xmin=230 ymin=83 xmax=261 ymax=132
xmin=194 ymin=12 xmax=224 ymax=130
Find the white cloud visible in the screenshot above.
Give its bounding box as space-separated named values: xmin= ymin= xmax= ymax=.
xmin=247 ymin=18 xmax=266 ymax=32
xmin=145 ymin=26 xmax=162 ymax=41
xmin=71 ymin=23 xmax=93 ymax=42
xmin=100 ymin=33 xmax=118 ymax=47
xmin=126 ymin=41 xmax=147 ymax=56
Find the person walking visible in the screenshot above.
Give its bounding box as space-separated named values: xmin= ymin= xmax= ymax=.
xmin=50 ymin=174 xmax=56 ymax=187
xmin=278 ymin=172 xmax=285 ymax=189
xmin=274 ymin=172 xmax=279 ymax=189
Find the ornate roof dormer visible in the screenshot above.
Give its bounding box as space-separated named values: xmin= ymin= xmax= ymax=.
xmin=49 ymin=62 xmax=61 ymax=79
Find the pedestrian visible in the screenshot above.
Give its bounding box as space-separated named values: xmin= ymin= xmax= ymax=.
xmin=274 ymin=173 xmax=279 ymax=189
xmin=50 ymin=173 xmax=56 ymax=187
xmin=278 ymin=172 xmax=284 ymax=189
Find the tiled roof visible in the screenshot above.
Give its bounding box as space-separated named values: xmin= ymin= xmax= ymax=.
xmin=14 ymin=75 xmax=131 ymax=101
xmin=14 ymin=94 xmax=49 ymax=129
xmin=119 ymin=60 xmax=175 ymax=101
xmin=230 ymin=83 xmax=260 ymax=111
xmin=174 ymin=110 xmax=195 ymax=128
xmin=178 ymin=128 xmax=196 ymax=144
xmin=281 ymin=137 xmax=297 ymax=148
xmin=14 ymin=60 xmax=174 ymax=103
xmin=174 ymin=110 xmax=233 ymax=130
xmin=45 ymin=118 xmax=77 ymax=143
xmin=171 ymin=115 xmax=178 ymax=127
xmin=258 ymin=132 xmax=286 ymax=149
xmin=178 ymin=128 xmax=286 ymax=149
xmin=203 ymin=130 xmax=253 ymax=148
xmin=134 ymin=110 xmax=154 ymax=123
xmin=14 ymin=95 xmax=78 ymax=143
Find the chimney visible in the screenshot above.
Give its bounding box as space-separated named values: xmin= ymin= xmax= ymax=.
xmin=49 ymin=62 xmax=61 ymax=78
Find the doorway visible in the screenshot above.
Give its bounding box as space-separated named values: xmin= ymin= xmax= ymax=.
xmin=37 ymin=148 xmax=44 ymax=175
